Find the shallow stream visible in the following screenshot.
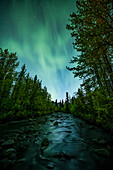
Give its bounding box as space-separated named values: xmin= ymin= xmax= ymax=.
xmin=0 ymin=112 xmax=113 ymax=170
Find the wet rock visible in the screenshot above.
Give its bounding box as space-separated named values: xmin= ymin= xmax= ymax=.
xmin=89 ymin=126 xmax=96 ymax=130
xmin=95 ymin=148 xmax=111 ymax=157
xmin=20 ymin=141 xmax=29 ymax=148
xmin=17 ymin=158 xmax=27 ymax=163
xmin=63 ymin=139 xmax=68 ymax=143
xmin=46 ymin=162 xmax=55 ymax=169
xmin=107 ymin=145 xmax=112 ymax=150
xmin=61 ymin=151 xmax=76 ymax=159
xmin=78 ymin=158 xmax=86 ymax=163
xmin=50 ymin=119 xmax=54 ymax=122
xmin=38 ymin=131 xmax=42 ymax=135
xmin=55 ymin=115 xmax=60 ymax=119
xmin=41 ymin=138 xmax=49 ymax=151
xmin=92 ymin=139 xmax=107 ymax=145
xmin=40 ymin=120 xmax=46 ymax=124
xmin=65 ymin=126 xmax=71 ymax=129
xmin=97 ymin=139 xmax=107 ymax=145
xmin=33 ymin=139 xmax=40 ymax=144
xmin=92 ymin=139 xmax=98 ymax=143
xmin=53 ymin=151 xmax=76 ymax=160
xmin=79 ymin=122 xmax=83 ymax=126
xmin=33 ymin=134 xmax=38 ymax=138
xmin=28 ymin=118 xmax=34 ymax=122
xmin=23 ymin=127 xmax=34 ymax=133
xmin=26 ymin=135 xmax=32 ymax=139
xmin=65 ymin=130 xmax=72 ymax=133
xmin=53 ymin=153 xmax=62 ymax=158
xmin=2 ymin=139 xmax=14 ymax=148
xmin=53 ymin=121 xmax=58 ymax=126
xmin=41 ymin=138 xmax=49 ymax=147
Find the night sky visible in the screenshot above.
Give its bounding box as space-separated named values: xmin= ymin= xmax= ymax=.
xmin=0 ymin=0 xmax=81 ymax=101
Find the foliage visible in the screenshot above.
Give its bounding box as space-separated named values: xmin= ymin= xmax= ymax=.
xmin=0 ymin=48 xmax=56 ymax=120
xmin=66 ymin=0 xmax=113 ymax=130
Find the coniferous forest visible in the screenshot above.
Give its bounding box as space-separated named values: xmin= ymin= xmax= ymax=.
xmin=0 ymin=0 xmax=113 ymax=132
xmin=0 ymin=48 xmax=56 ymax=120
xmin=65 ymin=0 xmax=113 ymax=131
xmin=1 ymin=1 xmax=113 ymax=169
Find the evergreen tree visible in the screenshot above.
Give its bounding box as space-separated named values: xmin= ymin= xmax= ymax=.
xmin=61 ymin=99 xmax=64 ymax=108
xmin=66 ymin=0 xmax=113 ymax=96
xmin=66 ymin=0 xmax=113 ymax=126
xmin=0 ymin=48 xmax=19 ymax=115
xmin=0 ymin=48 xmax=55 ymax=120
xmin=66 ymin=92 xmax=69 ymax=112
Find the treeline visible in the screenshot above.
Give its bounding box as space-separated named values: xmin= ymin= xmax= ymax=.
xmin=66 ymin=0 xmax=113 ymax=130
xmin=0 ymin=48 xmax=55 ymax=120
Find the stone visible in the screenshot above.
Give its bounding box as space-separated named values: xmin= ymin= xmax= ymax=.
xmin=50 ymin=119 xmax=54 ymax=122
xmin=46 ymin=162 xmax=55 ymax=169
xmin=97 ymin=139 xmax=107 ymax=145
xmin=17 ymin=158 xmax=27 ymax=163
xmin=107 ymin=145 xmax=112 ymax=150
xmin=53 ymin=153 xmax=62 ymax=158
xmin=89 ymin=126 xmax=95 ymax=130
xmin=61 ymin=151 xmax=76 ymax=159
xmin=95 ymin=148 xmax=111 ymax=157
xmin=41 ymin=138 xmax=49 ymax=150
xmin=53 ymin=151 xmax=76 ymax=160
xmin=53 ymin=121 xmax=58 ymax=126
xmin=92 ymin=139 xmax=107 ymax=145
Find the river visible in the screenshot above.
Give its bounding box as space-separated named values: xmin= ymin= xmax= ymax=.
xmin=0 ymin=112 xmax=113 ymax=170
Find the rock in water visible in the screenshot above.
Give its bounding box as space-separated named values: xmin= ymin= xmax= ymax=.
xmin=53 ymin=121 xmax=58 ymax=126
xmin=46 ymin=162 xmax=55 ymax=169
xmin=41 ymin=138 xmax=49 ymax=147
xmin=95 ymin=148 xmax=111 ymax=157
xmin=97 ymin=139 xmax=107 ymax=145
xmin=92 ymin=139 xmax=107 ymax=145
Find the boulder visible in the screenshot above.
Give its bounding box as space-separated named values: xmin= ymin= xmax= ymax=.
xmin=46 ymin=162 xmax=55 ymax=169
xmin=41 ymin=138 xmax=49 ymax=152
xmin=53 ymin=121 xmax=58 ymax=126
xmin=41 ymin=138 xmax=49 ymax=147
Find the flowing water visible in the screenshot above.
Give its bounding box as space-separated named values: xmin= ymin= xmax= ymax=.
xmin=0 ymin=112 xmax=113 ymax=170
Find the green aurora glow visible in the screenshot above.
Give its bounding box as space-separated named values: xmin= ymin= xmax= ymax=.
xmin=0 ymin=0 xmax=81 ymax=101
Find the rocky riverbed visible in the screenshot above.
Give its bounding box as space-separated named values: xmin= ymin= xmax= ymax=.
xmin=0 ymin=112 xmax=113 ymax=170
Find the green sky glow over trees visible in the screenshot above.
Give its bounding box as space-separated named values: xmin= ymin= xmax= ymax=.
xmin=0 ymin=0 xmax=81 ymax=101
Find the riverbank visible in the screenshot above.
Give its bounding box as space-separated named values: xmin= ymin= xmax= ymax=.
xmin=71 ymin=112 xmax=113 ymax=135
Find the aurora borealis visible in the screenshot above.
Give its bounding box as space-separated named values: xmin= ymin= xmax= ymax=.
xmin=0 ymin=0 xmax=81 ymax=101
